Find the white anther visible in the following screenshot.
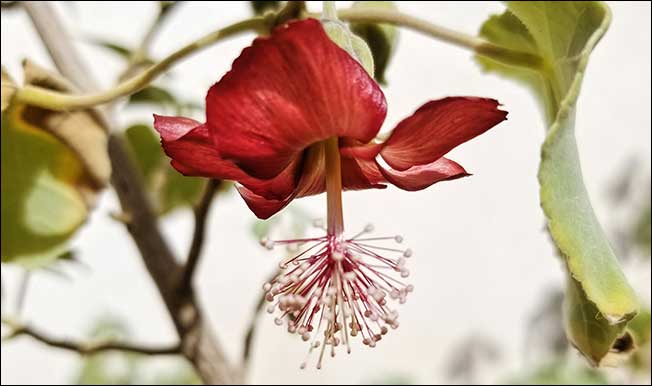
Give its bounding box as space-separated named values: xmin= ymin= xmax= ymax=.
xmin=364 ymin=223 xmax=375 ymax=232
xmin=332 ymin=251 xmax=344 ymax=261
xmin=262 ymin=282 xmax=272 ymax=291
xmin=274 ymin=317 xmax=283 ymax=326
xmin=400 ymin=268 xmax=410 ymax=278
xmin=302 ymin=333 xmax=311 ymax=341
xmin=260 ymin=237 xmax=274 ymax=250
xmin=266 ymin=305 xmax=276 ymax=314
xmin=396 ymin=257 xmax=406 ymax=267
xmin=403 ymin=248 xmax=413 ymax=258
xmin=406 ymin=284 xmax=414 ymax=292
xmin=394 ymin=235 xmax=404 ymax=243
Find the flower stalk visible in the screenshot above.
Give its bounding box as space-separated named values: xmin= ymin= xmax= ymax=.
xmin=324 ymin=137 xmax=344 ymax=237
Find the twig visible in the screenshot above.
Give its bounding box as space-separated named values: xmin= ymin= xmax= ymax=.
xmin=14 ymin=16 xmax=267 ymax=110
xmin=241 ymin=268 xmax=282 ymax=375
xmin=3 ymin=319 xmax=180 ymax=356
xmin=22 ymin=2 xmax=235 ymax=383
xmin=180 ymin=179 xmax=222 ymax=291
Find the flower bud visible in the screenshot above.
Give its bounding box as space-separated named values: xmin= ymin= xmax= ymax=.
xmin=349 ymin=1 xmax=399 ymax=84
xmin=323 ymin=19 xmax=375 ymax=78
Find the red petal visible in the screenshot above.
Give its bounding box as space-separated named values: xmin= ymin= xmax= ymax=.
xmin=380 ymin=97 xmax=507 ymax=171
xmin=237 ymin=144 xmax=327 ymax=219
xmin=376 ymin=157 xmax=470 ymax=191
xmin=153 ymin=114 xmax=244 ymax=180
xmin=154 ymin=114 xmax=299 ymax=199
xmin=341 ymin=156 xmax=387 ymax=191
xmin=206 ymin=18 xmax=387 ymax=180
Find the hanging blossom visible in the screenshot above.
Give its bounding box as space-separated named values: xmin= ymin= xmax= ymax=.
xmin=153 ymin=18 xmax=507 ymax=368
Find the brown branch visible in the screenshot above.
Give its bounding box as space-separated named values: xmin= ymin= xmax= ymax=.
xmin=180 ymin=179 xmax=222 ymax=291
xmin=4 ymin=321 xmax=180 ymax=356
xmin=242 ymin=268 xmax=281 ymax=374
xmin=22 ymin=2 xmax=235 ymax=383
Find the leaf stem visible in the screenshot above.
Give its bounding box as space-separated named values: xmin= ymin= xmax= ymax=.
xmin=13 ymin=17 xmax=267 ymax=111
xmin=330 ymin=8 xmax=543 ymax=69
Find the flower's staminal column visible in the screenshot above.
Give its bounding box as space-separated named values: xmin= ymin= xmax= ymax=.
xmin=261 ymin=137 xmax=415 ymax=369
xmin=325 ymin=137 xmax=344 ymax=237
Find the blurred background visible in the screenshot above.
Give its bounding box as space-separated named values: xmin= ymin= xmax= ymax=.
xmin=1 ymin=1 xmax=650 ymax=384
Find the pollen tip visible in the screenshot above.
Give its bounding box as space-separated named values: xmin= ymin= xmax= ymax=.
xmin=364 ymin=223 xmax=374 ymax=233
xmin=394 ymin=235 xmax=404 ymax=243
xmin=259 ymin=237 xmax=274 ymax=250
xmin=403 ymin=248 xmax=413 ymax=258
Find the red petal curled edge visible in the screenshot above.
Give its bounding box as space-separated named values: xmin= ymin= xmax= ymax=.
xmin=375 ymin=157 xmax=470 ymax=191
xmin=153 ymin=114 xmax=299 ymax=200
xmin=380 ymin=97 xmax=507 ymax=171
xmin=153 ymin=114 xmax=244 ymax=180
xmin=206 ymin=18 xmax=387 ymax=180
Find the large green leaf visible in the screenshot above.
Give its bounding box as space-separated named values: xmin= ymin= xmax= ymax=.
xmin=123 ymin=123 xmax=206 ymax=215
xmin=1 ymin=62 xmax=109 ymax=268
xmin=477 ymin=2 xmax=638 ymax=366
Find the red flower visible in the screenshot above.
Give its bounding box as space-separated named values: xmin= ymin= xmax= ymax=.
xmin=153 ymin=18 xmax=507 ymax=220
xmin=153 ymin=18 xmax=507 ymax=368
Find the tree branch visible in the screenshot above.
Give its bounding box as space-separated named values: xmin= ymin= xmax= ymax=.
xmin=22 ymin=2 xmax=236 ymax=383
xmin=180 ymin=179 xmax=222 ymax=291
xmin=2 ymin=319 xmax=180 ymax=356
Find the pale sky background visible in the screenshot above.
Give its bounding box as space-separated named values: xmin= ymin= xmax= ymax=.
xmin=1 ymin=1 xmax=651 ymax=384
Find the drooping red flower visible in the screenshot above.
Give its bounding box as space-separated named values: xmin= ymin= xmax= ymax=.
xmin=153 ymin=18 xmax=506 ymax=368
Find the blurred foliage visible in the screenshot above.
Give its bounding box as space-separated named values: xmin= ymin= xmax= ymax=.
xmin=123 ymin=123 xmax=209 ymax=215
xmin=505 ymin=359 xmax=608 ymax=385
xmin=365 ymin=373 xmax=415 ymax=385
xmin=445 ymin=335 xmax=501 ymax=384
xmin=250 ymin=205 xmax=314 ymax=241
xmin=349 ymin=1 xmax=398 ymax=85
xmin=72 ymin=319 xmax=200 ymax=385
xmin=249 ymin=1 xmax=282 ymax=15
xmin=478 ymin=1 xmax=639 ymax=366
xmin=1 ymin=61 xmax=109 ymax=269
xmin=632 ymin=195 xmax=651 ymax=256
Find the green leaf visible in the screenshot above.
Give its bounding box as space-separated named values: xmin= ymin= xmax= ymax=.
xmin=124 ymin=124 xmax=162 ymax=182
xmin=349 ymin=1 xmax=399 ymax=84
xmin=128 ymin=85 xmax=178 ymax=107
xmin=158 ymin=168 xmax=205 ymax=215
xmin=1 ymin=62 xmax=109 ymax=268
xmin=564 ymin=277 xmax=634 ymax=366
xmin=627 ymin=308 xmax=651 ymax=349
xmin=478 ymin=2 xmax=639 ymax=366
xmin=123 ymin=123 xmax=207 ymax=215
xmin=88 ymin=39 xmax=133 ymax=60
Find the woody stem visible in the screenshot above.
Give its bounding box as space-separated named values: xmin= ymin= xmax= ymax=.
xmin=324 ymin=137 xmax=344 ymax=237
